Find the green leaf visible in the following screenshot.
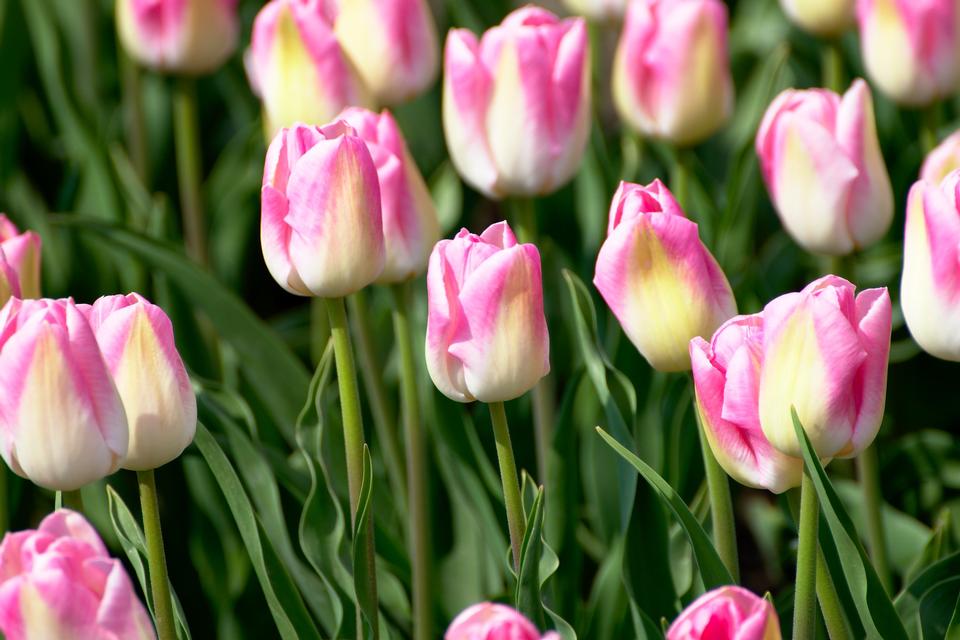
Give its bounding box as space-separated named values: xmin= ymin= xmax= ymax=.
xmin=897 ymin=553 xmax=960 ymax=640
xmin=352 ymin=446 xmax=379 ymax=639
xmin=919 ymin=578 xmax=960 ymax=640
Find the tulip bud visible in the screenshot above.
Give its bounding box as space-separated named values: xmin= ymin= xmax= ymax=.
xmin=780 ymin=0 xmax=854 ymax=37
xmin=920 ymin=131 xmax=960 ymax=184
xmin=83 ymin=294 xmax=196 ymax=470
xmin=756 ymin=79 xmax=893 ymax=255
xmin=561 ymin=0 xmax=628 ymax=21
xmin=667 ymin=586 xmax=782 ymax=640
xmin=690 ymin=315 xmax=803 ymax=494
xmin=426 ymin=221 xmax=549 ymax=403
xmin=901 ymin=170 xmax=960 ymax=361
xmin=247 ymin=0 xmax=369 ymax=138
xmin=443 ymin=7 xmax=591 ymax=199
xmin=0 ymin=510 xmax=156 ymax=640
xmin=334 ymin=0 xmax=439 ymax=105
xmin=0 ymin=298 xmax=128 ymax=491
xmin=594 ymin=180 xmax=737 ymax=372
xmin=0 ymin=215 xmax=41 ymax=307
xmin=261 ymin=121 xmax=385 ymax=297
xmin=116 ymin=0 xmax=238 ymax=75
xmin=857 ymin=0 xmax=960 ymax=106
xmin=758 ymin=276 xmax=891 ymax=459
xmin=612 ymin=0 xmax=734 ymax=146
xmin=336 ymin=108 xmax=440 ymax=282
xmin=445 ymin=602 xmax=560 ymax=640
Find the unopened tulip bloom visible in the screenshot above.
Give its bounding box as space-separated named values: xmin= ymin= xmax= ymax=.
xmin=261 ymin=121 xmax=384 ymax=297
xmin=0 ymin=298 xmax=127 ymax=491
xmin=0 ymin=216 xmax=40 ymax=307
xmin=667 ymin=586 xmax=781 ymax=640
xmin=116 ymin=0 xmax=238 ymax=75
xmin=83 ymin=294 xmax=196 ymax=470
xmin=443 ymin=7 xmax=590 ymax=198
xmin=920 ymin=131 xmax=960 ymax=184
xmin=0 ymin=510 xmax=155 ymax=640
xmin=337 ymin=108 xmax=439 ymax=282
xmin=780 ymin=0 xmax=854 ymax=37
xmin=756 ymin=80 xmax=893 ymax=255
xmin=426 ymin=221 xmax=549 ymax=403
xmin=562 ymin=0 xmax=628 ymax=21
xmin=334 ymin=0 xmax=439 ymax=105
xmin=247 ymin=0 xmax=369 ymax=137
xmin=758 ymin=276 xmax=891 ymax=459
xmin=594 ymin=180 xmax=737 ymax=372
xmin=857 ymin=0 xmax=960 ymax=106
xmin=446 ymin=602 xmax=559 ymax=640
xmin=612 ymin=0 xmax=734 ymax=146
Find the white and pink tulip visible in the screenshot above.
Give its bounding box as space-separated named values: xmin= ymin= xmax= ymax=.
xmin=0 ymin=216 xmax=40 ymax=308
xmin=780 ymin=0 xmax=854 ymax=37
xmin=667 ymin=586 xmax=782 ymax=640
xmin=445 ymin=602 xmax=559 ymax=640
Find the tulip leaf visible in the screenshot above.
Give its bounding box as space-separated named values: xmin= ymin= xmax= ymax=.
xmin=918 ymin=577 xmax=960 ymax=640
xmin=352 ymin=446 xmax=379 ymax=640
xmin=897 ymin=553 xmax=960 ymax=640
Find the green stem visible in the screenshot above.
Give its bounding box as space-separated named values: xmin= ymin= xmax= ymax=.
xmin=488 ymin=401 xmax=525 ymax=571
xmin=694 ymin=408 xmax=739 ymax=582
xmin=857 ymin=444 xmax=891 ymax=592
xmin=921 ymin=105 xmax=940 ymax=154
xmin=173 ymin=77 xmax=207 ymax=265
xmin=62 ymin=489 xmax=84 ymax=512
xmin=390 ymin=284 xmax=431 ymax=640
xmin=794 ymin=472 xmax=819 ymax=640
xmin=671 ymin=149 xmax=690 ymax=210
xmin=821 ymin=41 xmax=844 ymax=93
xmin=510 ymin=198 xmax=538 ymax=245
xmin=138 ymin=470 xmax=177 ymax=640
xmin=120 ymin=50 xmax=148 ymax=183
xmin=817 ymin=547 xmax=852 ymax=640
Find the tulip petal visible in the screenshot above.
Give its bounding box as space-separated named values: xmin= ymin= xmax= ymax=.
xmin=848 ymin=287 xmax=891 ymax=456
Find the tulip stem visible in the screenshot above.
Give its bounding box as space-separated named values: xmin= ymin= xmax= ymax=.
xmin=120 ymin=50 xmax=148 ymax=183
xmin=172 ymin=77 xmax=207 ymax=265
xmin=793 ymin=471 xmax=819 ymax=640
xmin=694 ymin=407 xmax=739 ymax=582
xmin=671 ymin=149 xmax=691 ymax=211
xmin=390 ymin=283 xmax=431 ymax=640
xmin=821 ymin=41 xmax=844 ymax=93
xmin=138 ymin=469 xmax=177 ymax=640
xmin=857 ymin=444 xmax=891 ymax=592
xmin=62 ymin=489 xmax=84 ymax=513
xmin=921 ymin=105 xmax=940 ymax=154
xmin=816 ymin=547 xmax=852 ymax=640
xmin=488 ymin=401 xmax=525 ymax=571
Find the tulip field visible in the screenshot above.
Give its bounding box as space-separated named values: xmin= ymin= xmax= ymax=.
xmin=5 ymin=0 xmax=960 ymax=638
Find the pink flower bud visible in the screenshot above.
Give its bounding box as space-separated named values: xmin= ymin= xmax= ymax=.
xmin=0 ymin=299 xmax=128 ymax=491
xmin=780 ymin=0 xmax=855 ymax=37
xmin=116 ymin=0 xmax=239 ymax=75
xmin=0 ymin=510 xmax=155 ymax=640
xmin=594 ymin=180 xmax=737 ymax=372
xmin=561 ymin=0 xmax=628 ymax=21
xmin=666 ymin=586 xmax=781 ymax=640
xmin=612 ymin=0 xmax=734 ymax=146
xmin=426 ymin=222 xmax=549 ymax=403
xmin=83 ymin=294 xmax=196 ymax=470
xmin=445 ymin=602 xmax=560 ymax=640
xmin=857 ymin=0 xmax=960 ymax=106
xmin=261 ymin=121 xmax=385 ymax=297
xmin=0 ymin=216 xmax=41 ymax=308
xmin=336 ymin=108 xmax=439 ymax=282
xmin=442 ymin=7 xmax=591 ymax=199
xmin=920 ymin=131 xmax=960 ymax=184
xmin=756 ymin=79 xmax=893 ymax=255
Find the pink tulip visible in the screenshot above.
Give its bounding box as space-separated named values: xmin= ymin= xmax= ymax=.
xmin=83 ymin=294 xmax=196 ymax=470
xmin=562 ymin=0 xmax=628 ymax=21
xmin=666 ymin=586 xmax=781 ymax=640
xmin=0 ymin=299 xmax=128 ymax=491
xmin=442 ymin=6 xmax=591 ymax=198
xmin=116 ymin=0 xmax=238 ymax=74
xmin=901 ymin=170 xmax=960 ymax=361
xmin=336 ymin=108 xmax=439 ymax=283
xmin=758 ymin=276 xmax=891 ymax=459
xmin=594 ymin=180 xmax=737 ymax=372
xmin=425 ymin=221 xmax=549 ymax=403
xmin=920 ymin=131 xmax=960 ymax=184
xmin=247 ymin=0 xmax=369 ymax=137
xmin=445 ymin=602 xmax=560 ymax=640
xmin=612 ymin=0 xmax=734 ymax=146
xmin=0 ymin=509 xmax=156 ymax=640
xmin=334 ymin=0 xmax=439 ymax=105
xmin=857 ymin=0 xmax=960 ymax=106
xmin=756 ymin=79 xmax=893 ymax=255
xmin=0 ymin=216 xmax=41 ymax=307
xmin=780 ymin=0 xmax=854 ymax=37
xmin=261 ymin=121 xmax=385 ymax=297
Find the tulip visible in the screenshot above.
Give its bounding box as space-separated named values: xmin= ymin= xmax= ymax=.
xmin=666 ymin=586 xmax=781 ymax=640
xmin=247 ymin=0 xmax=369 ymax=137
xmin=561 ymin=0 xmax=628 ymax=21
xmin=116 ymin=0 xmax=238 ymax=75
xmin=336 ymin=107 xmax=439 ymax=282
xmin=920 ymin=130 xmax=960 ymax=184
xmin=445 ymin=602 xmax=559 ymax=640
xmin=594 ymin=180 xmax=737 ymax=372
xmin=83 ymin=294 xmax=196 ymax=470
xmin=690 ymin=315 xmax=803 ymax=494
xmin=857 ymin=0 xmax=960 ymax=106
xmin=612 ymin=0 xmax=734 ymax=146
xmin=425 ymin=221 xmax=549 ymax=403
xmin=0 ymin=298 xmax=128 ymax=491
xmin=758 ymin=275 xmax=891 ymax=459
xmin=0 ymin=509 xmax=155 ymax=640
xmin=261 ymin=121 xmax=385 ymax=298
xmin=901 ymin=170 xmax=960 ymax=361
xmin=442 ymin=6 xmax=591 ymax=199
xmin=780 ymin=0 xmax=855 ymax=37
xmin=0 ymin=216 xmax=41 ymax=307
xmin=756 ymin=79 xmax=893 ymax=255
xmin=334 ymin=0 xmax=439 ymax=105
